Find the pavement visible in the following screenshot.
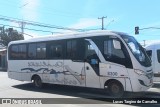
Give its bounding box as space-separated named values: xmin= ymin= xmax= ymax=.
xmin=0 ymin=71 xmax=160 ymax=107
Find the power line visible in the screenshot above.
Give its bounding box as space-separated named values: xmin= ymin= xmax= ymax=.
xmin=0 ymin=15 xmax=102 ymax=34
xmin=140 ymin=27 xmax=160 ymax=30
xmin=0 ymin=23 xmax=62 ymax=34
xmin=0 ymin=15 xmax=84 ymax=31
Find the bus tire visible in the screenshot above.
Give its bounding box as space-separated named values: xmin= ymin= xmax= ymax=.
xmin=108 ymin=80 xmax=124 ymax=98
xmin=33 ymin=76 xmax=43 ymax=88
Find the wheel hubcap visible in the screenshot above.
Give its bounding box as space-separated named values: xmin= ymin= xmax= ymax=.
xmin=112 ymin=84 xmax=119 ymax=94
xmin=35 ymin=78 xmax=41 ymax=87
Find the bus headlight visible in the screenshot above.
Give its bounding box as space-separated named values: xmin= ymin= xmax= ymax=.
xmin=134 ymin=69 xmax=146 ymax=75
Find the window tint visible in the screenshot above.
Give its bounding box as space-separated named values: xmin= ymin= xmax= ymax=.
xmin=10 ymin=44 xmax=27 ymax=60
xmin=157 ymin=50 xmax=160 ymax=63
xmin=10 ymin=45 xmax=19 ymax=59
xmin=49 ymin=44 xmax=63 ymax=59
xmin=104 ymin=39 xmax=125 ymax=59
xmin=36 ymin=43 xmax=46 ymax=59
xmin=67 ymin=40 xmax=77 ymax=59
xmin=103 ymin=37 xmax=131 ymax=67
xmin=28 ymin=44 xmax=36 ymax=59
xmin=67 ymin=41 xmax=72 ymax=58
xmin=72 ymin=40 xmax=77 ymax=58
xmin=28 ymin=43 xmax=46 ymax=59
xmin=19 ymin=45 xmax=27 ymax=59
xmin=85 ymin=42 xmax=98 ymax=60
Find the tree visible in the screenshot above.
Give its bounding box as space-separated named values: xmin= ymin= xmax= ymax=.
xmin=0 ymin=27 xmax=24 ymax=46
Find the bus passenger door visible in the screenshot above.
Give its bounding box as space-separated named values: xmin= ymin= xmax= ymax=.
xmin=84 ymin=39 xmax=101 ymax=88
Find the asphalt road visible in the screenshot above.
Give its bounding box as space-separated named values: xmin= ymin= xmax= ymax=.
xmin=0 ymin=71 xmax=160 ymax=107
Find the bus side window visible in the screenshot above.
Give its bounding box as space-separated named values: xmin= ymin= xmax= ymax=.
xmin=66 ymin=39 xmax=85 ymax=61
xmin=28 ymin=44 xmax=37 ymax=59
xmin=49 ymin=44 xmax=63 ymax=59
xmin=36 ymin=43 xmax=46 ymax=59
xmin=85 ymin=41 xmax=99 ymax=63
xmin=67 ymin=40 xmax=77 ymax=60
xmin=104 ymin=39 xmax=125 ymax=60
xmin=10 ymin=45 xmax=19 ymax=59
xmin=157 ymin=50 xmax=160 ymax=63
xmin=103 ymin=38 xmax=132 ymax=68
xmin=19 ymin=44 xmax=27 ymax=59
xmin=10 ymin=44 xmax=27 ymax=60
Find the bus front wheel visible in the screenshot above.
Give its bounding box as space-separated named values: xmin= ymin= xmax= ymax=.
xmin=108 ymin=81 xmax=124 ymax=97
xmin=33 ymin=76 xmax=43 ymax=88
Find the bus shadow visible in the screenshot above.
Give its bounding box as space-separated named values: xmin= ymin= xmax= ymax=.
xmin=12 ymin=83 xmax=160 ymax=106
xmin=153 ymin=82 xmax=160 ymax=88
xmin=12 ymin=83 xmax=109 ymax=98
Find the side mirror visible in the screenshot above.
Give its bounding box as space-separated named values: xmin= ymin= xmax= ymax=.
xmin=113 ymin=40 xmax=121 ymax=49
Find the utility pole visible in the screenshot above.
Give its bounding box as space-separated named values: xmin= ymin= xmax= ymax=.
xmin=98 ymin=16 xmax=107 ymax=30
xmin=143 ymin=40 xmax=146 ymax=47
xmin=19 ymin=2 xmax=28 ymax=35
xmin=19 ymin=21 xmax=26 ymax=35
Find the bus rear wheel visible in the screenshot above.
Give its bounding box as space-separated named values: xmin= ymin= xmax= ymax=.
xmin=33 ymin=76 xmax=43 ymax=88
xmin=108 ymin=81 xmax=124 ymax=98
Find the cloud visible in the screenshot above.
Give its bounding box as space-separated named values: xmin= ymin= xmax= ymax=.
xmin=23 ymin=31 xmax=42 ymax=40
xmin=20 ymin=0 xmax=40 ymax=21
xmin=140 ymin=40 xmax=160 ymax=47
xmin=50 ymin=18 xmax=101 ymax=34
xmin=138 ymin=21 xmax=160 ymax=34
xmin=52 ymin=17 xmax=117 ymax=35
xmin=142 ymin=21 xmax=160 ymax=28
xmin=69 ymin=18 xmax=101 ymax=29
xmin=69 ymin=17 xmax=117 ymax=30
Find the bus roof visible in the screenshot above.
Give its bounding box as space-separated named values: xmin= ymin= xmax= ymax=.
xmin=8 ymin=30 xmax=129 ymax=45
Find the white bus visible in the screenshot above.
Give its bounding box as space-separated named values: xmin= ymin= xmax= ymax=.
xmin=7 ymin=30 xmax=153 ymax=97
xmin=145 ymin=42 xmax=160 ymax=82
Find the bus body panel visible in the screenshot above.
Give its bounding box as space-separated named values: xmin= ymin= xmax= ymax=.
xmin=84 ymin=63 xmax=101 ymax=88
xmin=128 ymin=67 xmax=153 ymax=92
xmin=125 ymin=77 xmax=133 ymax=92
xmin=63 ymin=60 xmax=86 ymax=86
xmin=7 ymin=30 xmax=153 ymax=94
xmin=46 ymin=60 xmax=64 ymax=84
xmin=100 ymin=62 xmax=129 ymax=78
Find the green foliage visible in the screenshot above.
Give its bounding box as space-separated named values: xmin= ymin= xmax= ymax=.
xmin=0 ymin=28 xmax=24 ymax=46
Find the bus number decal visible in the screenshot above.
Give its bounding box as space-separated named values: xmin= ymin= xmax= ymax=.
xmin=107 ymin=72 xmax=118 ymax=76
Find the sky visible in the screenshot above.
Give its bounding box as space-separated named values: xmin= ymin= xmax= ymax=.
xmin=0 ymin=0 xmax=160 ymax=45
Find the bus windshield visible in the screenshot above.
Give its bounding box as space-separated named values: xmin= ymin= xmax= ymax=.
xmin=121 ymin=35 xmax=151 ymax=67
